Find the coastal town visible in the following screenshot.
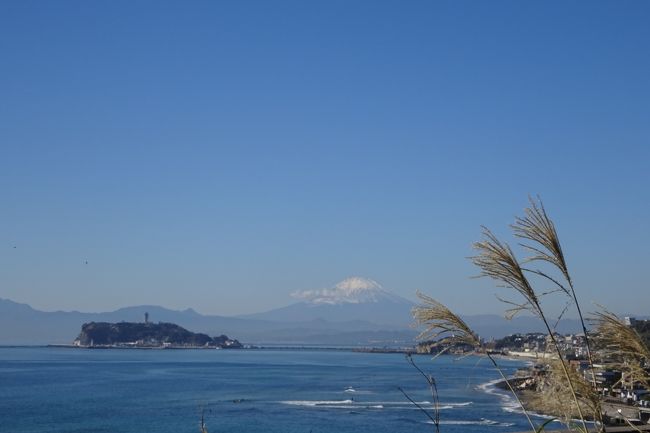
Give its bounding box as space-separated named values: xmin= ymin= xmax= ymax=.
xmin=418 ymin=317 xmax=650 ymax=428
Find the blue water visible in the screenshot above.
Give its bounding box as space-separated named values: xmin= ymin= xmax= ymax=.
xmin=0 ymin=348 xmax=531 ymax=433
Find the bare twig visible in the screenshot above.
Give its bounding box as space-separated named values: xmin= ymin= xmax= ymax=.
xmin=404 ymin=353 xmax=441 ymax=432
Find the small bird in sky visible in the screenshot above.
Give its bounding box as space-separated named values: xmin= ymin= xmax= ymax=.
xmin=84 ymin=261 xmax=88 ymax=265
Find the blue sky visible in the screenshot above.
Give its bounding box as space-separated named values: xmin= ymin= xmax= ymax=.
xmin=1 ymin=1 xmax=649 ymax=317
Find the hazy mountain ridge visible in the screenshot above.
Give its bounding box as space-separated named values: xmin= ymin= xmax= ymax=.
xmin=0 ymin=296 xmax=584 ymax=346
xmin=0 ymin=275 xmax=587 ymax=346
xmin=0 ymin=297 xmax=412 ymax=345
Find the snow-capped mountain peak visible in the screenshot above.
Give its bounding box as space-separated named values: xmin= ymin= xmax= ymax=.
xmin=291 ymin=277 xmax=402 ymax=305
xmin=334 ymin=277 xmax=382 ymax=293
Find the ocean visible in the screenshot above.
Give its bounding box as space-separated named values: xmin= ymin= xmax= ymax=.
xmin=0 ymin=347 xmax=535 ymax=433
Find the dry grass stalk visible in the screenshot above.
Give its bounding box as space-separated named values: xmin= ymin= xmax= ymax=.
xmin=512 ymin=196 xmax=571 ymax=286
xmin=513 ymin=196 xmax=599 ymax=397
xmin=472 ymin=227 xmax=541 ymax=319
xmin=531 ymin=359 xmax=600 ymax=430
xmin=416 ymin=198 xmax=623 ymax=432
xmin=592 ymin=310 xmax=650 ymax=389
xmin=472 ymin=218 xmax=590 ymax=432
xmin=412 ymin=293 xmax=537 ymax=432
xmin=413 ymin=291 xmax=480 ymax=347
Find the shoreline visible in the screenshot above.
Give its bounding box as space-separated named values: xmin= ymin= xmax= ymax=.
xmin=488 ymin=378 xmax=602 ymax=425
xmin=40 ymin=344 xmax=421 ymax=353
xmin=478 ymin=376 xmax=561 ymax=422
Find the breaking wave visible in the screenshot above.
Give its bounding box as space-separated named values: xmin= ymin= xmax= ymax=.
xmin=426 ymin=418 xmax=515 ymax=427
xmin=281 ymin=400 xmax=354 ymax=406
xmin=279 ymin=400 xmax=473 ymax=411
xmin=477 ymin=378 xmax=522 ymax=414
xmin=477 ymin=376 xmax=586 ymax=424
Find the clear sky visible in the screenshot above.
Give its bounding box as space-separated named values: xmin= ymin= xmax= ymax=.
xmin=1 ymin=1 xmax=649 ymax=317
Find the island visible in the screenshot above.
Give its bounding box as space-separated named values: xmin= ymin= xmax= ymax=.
xmin=73 ymin=320 xmax=242 ymax=349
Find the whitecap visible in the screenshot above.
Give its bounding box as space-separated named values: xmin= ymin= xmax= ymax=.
xmin=343 ymin=387 xmax=373 ymax=394
xmin=280 ymin=399 xmax=354 ymax=407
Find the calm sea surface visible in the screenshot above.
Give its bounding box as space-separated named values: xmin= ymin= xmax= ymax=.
xmin=0 ymin=347 xmax=534 ymax=433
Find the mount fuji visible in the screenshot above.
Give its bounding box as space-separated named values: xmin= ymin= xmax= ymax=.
xmin=240 ymin=277 xmax=415 ymax=327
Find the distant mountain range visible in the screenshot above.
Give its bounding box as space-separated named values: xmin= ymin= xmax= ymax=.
xmin=0 ymin=277 xmax=585 ymax=346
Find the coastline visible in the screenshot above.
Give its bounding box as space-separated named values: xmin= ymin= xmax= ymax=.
xmin=485 ymin=377 xmax=607 ymax=428
xmin=43 ymin=343 xmax=421 ymax=353
xmin=478 ymin=376 xmax=559 ymax=423
xmin=46 ymin=344 xmax=234 ymax=350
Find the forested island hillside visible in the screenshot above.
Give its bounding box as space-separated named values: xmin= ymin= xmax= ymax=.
xmin=74 ymin=321 xmax=242 ymax=348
